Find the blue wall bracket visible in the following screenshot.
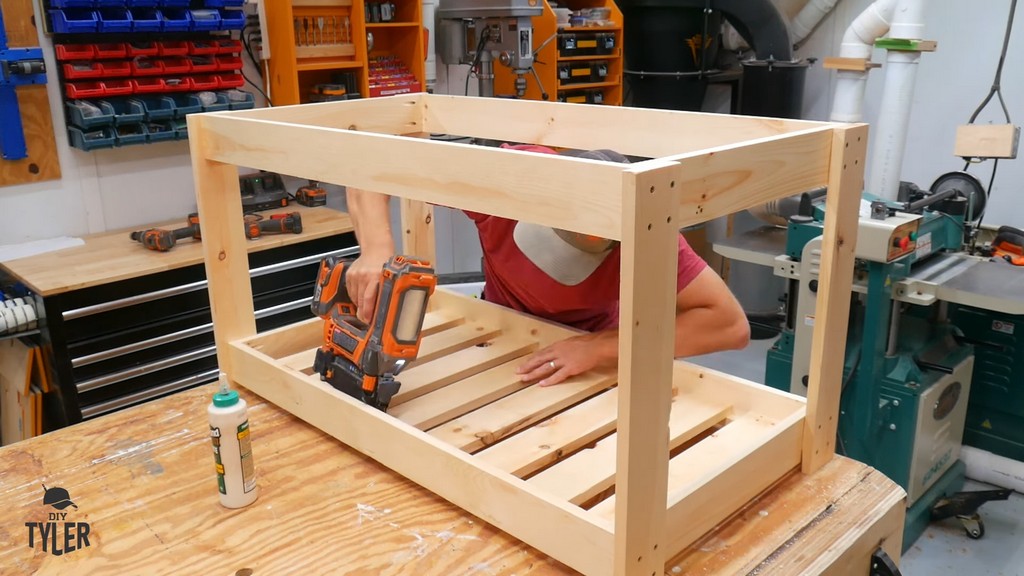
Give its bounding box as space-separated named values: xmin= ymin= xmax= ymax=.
xmin=0 ymin=6 xmax=48 ymax=160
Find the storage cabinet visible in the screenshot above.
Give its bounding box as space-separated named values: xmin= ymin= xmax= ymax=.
xmin=493 ymin=0 xmax=623 ymax=106
xmin=264 ymin=0 xmax=425 ymax=105
xmin=0 ymin=206 xmax=357 ymax=429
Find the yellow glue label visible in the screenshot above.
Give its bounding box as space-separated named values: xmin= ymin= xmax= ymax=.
xmin=578 ymin=40 xmax=597 ymax=48
xmin=572 ymin=68 xmax=590 ymax=77
xmin=237 ymin=420 xmax=256 ymax=493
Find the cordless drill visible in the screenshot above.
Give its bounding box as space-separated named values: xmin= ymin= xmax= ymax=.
xmin=243 ymin=212 xmax=303 ymax=239
xmin=129 ymin=213 xmax=202 ymax=252
xmin=311 ymin=255 xmax=437 ymax=411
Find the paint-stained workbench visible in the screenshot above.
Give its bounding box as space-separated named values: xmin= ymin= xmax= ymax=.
xmin=0 ymin=356 xmax=903 ymax=575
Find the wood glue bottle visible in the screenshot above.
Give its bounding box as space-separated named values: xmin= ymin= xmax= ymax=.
xmin=208 ymin=376 xmax=258 ymax=508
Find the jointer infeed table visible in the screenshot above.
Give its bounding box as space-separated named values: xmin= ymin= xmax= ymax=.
xmin=186 ymin=93 xmax=905 ymax=575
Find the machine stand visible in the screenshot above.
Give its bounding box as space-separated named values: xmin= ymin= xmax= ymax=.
xmin=931 ymin=486 xmax=1013 ymax=539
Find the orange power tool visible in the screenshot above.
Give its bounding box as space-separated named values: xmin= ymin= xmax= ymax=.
xmin=311 ymin=255 xmax=437 ymax=411
xmin=129 ymin=213 xmax=202 ymax=252
xmin=987 ymin=226 xmax=1024 ymax=266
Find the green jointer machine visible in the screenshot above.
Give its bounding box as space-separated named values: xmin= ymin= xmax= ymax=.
xmin=716 ymin=179 xmax=1024 ymax=550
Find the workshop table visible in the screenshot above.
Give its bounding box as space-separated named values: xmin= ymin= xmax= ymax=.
xmin=0 ymin=382 xmax=906 ymax=575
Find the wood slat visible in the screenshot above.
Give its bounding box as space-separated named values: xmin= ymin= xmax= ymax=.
xmin=429 ymin=368 xmax=617 ymax=453
xmin=475 ymin=387 xmax=620 ymax=477
xmin=527 ymin=396 xmax=731 ymax=505
xmin=412 ymin=323 xmax=500 ymax=365
xmin=389 ymin=333 xmax=532 ymax=408
xmin=391 ymin=357 xmax=535 ymax=430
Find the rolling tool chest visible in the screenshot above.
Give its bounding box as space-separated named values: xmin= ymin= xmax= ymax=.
xmin=0 ymin=206 xmax=357 ymax=429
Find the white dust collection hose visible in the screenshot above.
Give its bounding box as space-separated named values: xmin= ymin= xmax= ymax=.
xmin=790 ymin=0 xmax=842 ymax=45
xmin=866 ymin=0 xmax=928 ymax=200
xmin=961 ymin=445 xmax=1024 ymax=494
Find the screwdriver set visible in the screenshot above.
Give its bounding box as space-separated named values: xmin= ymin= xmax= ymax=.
xmin=293 ymin=14 xmax=352 ymax=47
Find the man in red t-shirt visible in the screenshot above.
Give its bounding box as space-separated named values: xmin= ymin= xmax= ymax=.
xmin=344 ymin=145 xmax=749 ymax=387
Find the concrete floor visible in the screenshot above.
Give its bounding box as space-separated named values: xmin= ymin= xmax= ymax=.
xmin=688 ymin=336 xmax=1024 ymax=576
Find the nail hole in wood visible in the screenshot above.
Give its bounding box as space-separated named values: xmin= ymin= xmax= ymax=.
xmin=667 ymin=216 xmax=672 ymax=223
xmin=670 ymin=181 xmax=676 ymax=188
xmin=28 ymin=163 xmax=39 ymax=174
xmin=647 ymin=224 xmax=652 ymax=231
xmin=236 ymin=570 xmax=254 ymax=576
xmin=649 ymin=186 xmax=655 ymax=193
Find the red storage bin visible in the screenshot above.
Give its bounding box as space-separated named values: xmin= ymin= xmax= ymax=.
xmin=94 ymin=43 xmax=128 ymax=59
xmin=102 ymin=79 xmax=133 ymax=96
xmin=215 ymin=73 xmax=244 ymax=89
xmin=99 ymin=60 xmax=131 ymax=77
xmin=215 ymin=56 xmax=242 ymax=71
xmin=189 ymin=75 xmax=220 ymax=91
xmin=65 ymin=82 xmax=106 ymax=99
xmin=130 ymin=58 xmax=164 ymax=76
xmin=131 ymin=78 xmax=167 ymax=93
xmin=56 ymin=44 xmax=95 ymax=61
xmin=188 ymin=40 xmax=219 ymax=55
xmin=63 ymin=61 xmax=104 ymax=79
xmin=163 ymin=77 xmax=191 ymax=92
xmin=160 ymin=57 xmax=192 ymax=75
xmin=126 ymin=41 xmax=159 ymax=58
xmin=189 ymin=55 xmax=218 ymax=73
xmin=158 ymin=41 xmax=190 ymax=57
xmin=214 ymin=38 xmax=242 ymax=54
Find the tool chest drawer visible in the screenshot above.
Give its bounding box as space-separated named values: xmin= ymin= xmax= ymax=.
xmin=26 ymin=231 xmax=358 ymax=426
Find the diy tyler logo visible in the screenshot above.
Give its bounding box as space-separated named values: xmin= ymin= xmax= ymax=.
xmin=26 ymin=484 xmax=92 ymax=556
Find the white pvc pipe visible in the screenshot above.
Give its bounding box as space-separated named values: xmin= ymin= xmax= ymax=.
xmin=423 ymin=0 xmax=439 ymax=92
xmin=866 ymin=0 xmax=926 ymax=200
xmin=829 ymin=0 xmax=898 ymax=122
xmin=961 ymin=445 xmax=1024 ymax=494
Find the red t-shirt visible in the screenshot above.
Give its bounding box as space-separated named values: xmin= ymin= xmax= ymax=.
xmin=463 ymin=211 xmax=708 ymax=332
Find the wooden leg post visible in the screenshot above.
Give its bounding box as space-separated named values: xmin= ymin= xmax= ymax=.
xmin=188 ymin=116 xmax=258 ymax=377
xmin=400 ymin=199 xmax=436 ymax=264
xmin=614 ymin=161 xmax=681 ymax=576
xmin=802 ymin=125 xmax=868 ymax=473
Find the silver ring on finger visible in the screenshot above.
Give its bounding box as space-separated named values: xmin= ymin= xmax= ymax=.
xmin=548 ymin=360 xmax=557 ymax=370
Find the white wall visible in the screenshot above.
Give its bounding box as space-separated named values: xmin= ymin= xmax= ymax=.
xmin=5 ymin=0 xmax=1022 ymax=263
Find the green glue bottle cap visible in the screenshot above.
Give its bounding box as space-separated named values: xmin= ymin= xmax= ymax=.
xmin=213 ymin=389 xmax=240 ymax=408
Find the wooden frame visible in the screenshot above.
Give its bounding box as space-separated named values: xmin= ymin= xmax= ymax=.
xmin=187 ymin=94 xmax=867 ymax=576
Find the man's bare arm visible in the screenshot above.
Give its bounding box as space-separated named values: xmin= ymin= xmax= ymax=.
xmin=345 ymin=187 xmax=395 ymax=322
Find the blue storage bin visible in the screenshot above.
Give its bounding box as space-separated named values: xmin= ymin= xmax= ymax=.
xmin=200 ymin=91 xmax=231 ymax=112
xmin=146 ymin=122 xmax=176 ymax=142
xmin=114 ymin=123 xmax=148 ymax=146
xmin=66 ymin=100 xmax=115 ymax=129
xmin=204 ymin=0 xmax=244 ymax=6
xmin=96 ymin=0 xmax=127 ymax=6
xmin=168 ymin=94 xmax=203 ymax=118
xmin=97 ymin=7 xmax=132 ymax=32
xmin=69 ymin=126 xmax=115 ymax=151
xmin=224 ymin=89 xmax=255 ymax=110
xmin=49 ymin=0 xmax=95 ymax=8
xmin=129 ymin=7 xmax=161 ymax=31
xmin=125 ymin=0 xmax=158 ymax=6
xmin=101 ymin=98 xmax=146 ymax=125
xmin=217 ymin=8 xmax=244 ymax=30
xmin=49 ymin=9 xmax=99 ymax=33
xmin=172 ymin=119 xmax=189 ymax=140
xmin=128 ymin=95 xmax=175 ymax=121
xmin=158 ymin=0 xmax=190 ymax=6
xmin=160 ymin=7 xmax=192 ymax=31
xmin=189 ymin=9 xmax=220 ymax=31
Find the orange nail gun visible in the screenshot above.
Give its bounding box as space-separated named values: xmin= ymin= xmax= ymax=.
xmin=311 ymin=255 xmax=437 ymax=411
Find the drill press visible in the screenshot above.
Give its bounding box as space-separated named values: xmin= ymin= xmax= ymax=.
xmin=437 ymin=0 xmax=548 ymax=99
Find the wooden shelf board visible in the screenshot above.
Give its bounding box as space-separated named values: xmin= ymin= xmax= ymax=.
xmin=558 ymin=80 xmax=618 ymax=91
xmin=297 ymin=60 xmax=364 ymax=71
xmin=558 ymin=54 xmax=620 ymax=62
xmin=292 ymin=0 xmax=353 ymax=6
xmin=366 ymin=22 xmax=420 ymax=28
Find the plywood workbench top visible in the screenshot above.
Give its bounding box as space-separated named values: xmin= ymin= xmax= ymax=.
xmin=0 ymin=382 xmax=906 ymax=575
xmin=0 ymin=205 xmax=354 ymax=297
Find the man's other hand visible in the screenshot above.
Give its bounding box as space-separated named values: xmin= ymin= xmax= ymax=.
xmin=516 ymin=332 xmax=617 ymax=387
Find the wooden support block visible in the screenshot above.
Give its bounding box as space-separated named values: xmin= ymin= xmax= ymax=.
xmin=823 ymin=57 xmax=882 ymax=72
xmin=294 ymin=43 xmax=355 ymax=60
xmin=954 ymin=124 xmax=1020 ymax=159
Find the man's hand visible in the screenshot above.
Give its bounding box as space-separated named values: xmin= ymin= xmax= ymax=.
xmin=516 ymin=331 xmax=617 ymax=387
xmin=345 ymin=250 xmax=392 ymax=323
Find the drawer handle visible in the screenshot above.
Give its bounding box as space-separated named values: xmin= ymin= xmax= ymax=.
xmin=80 ymin=369 xmax=219 ymax=420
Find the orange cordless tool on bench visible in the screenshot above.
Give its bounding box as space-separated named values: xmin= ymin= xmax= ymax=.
xmin=311 ymin=255 xmax=437 ymax=411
